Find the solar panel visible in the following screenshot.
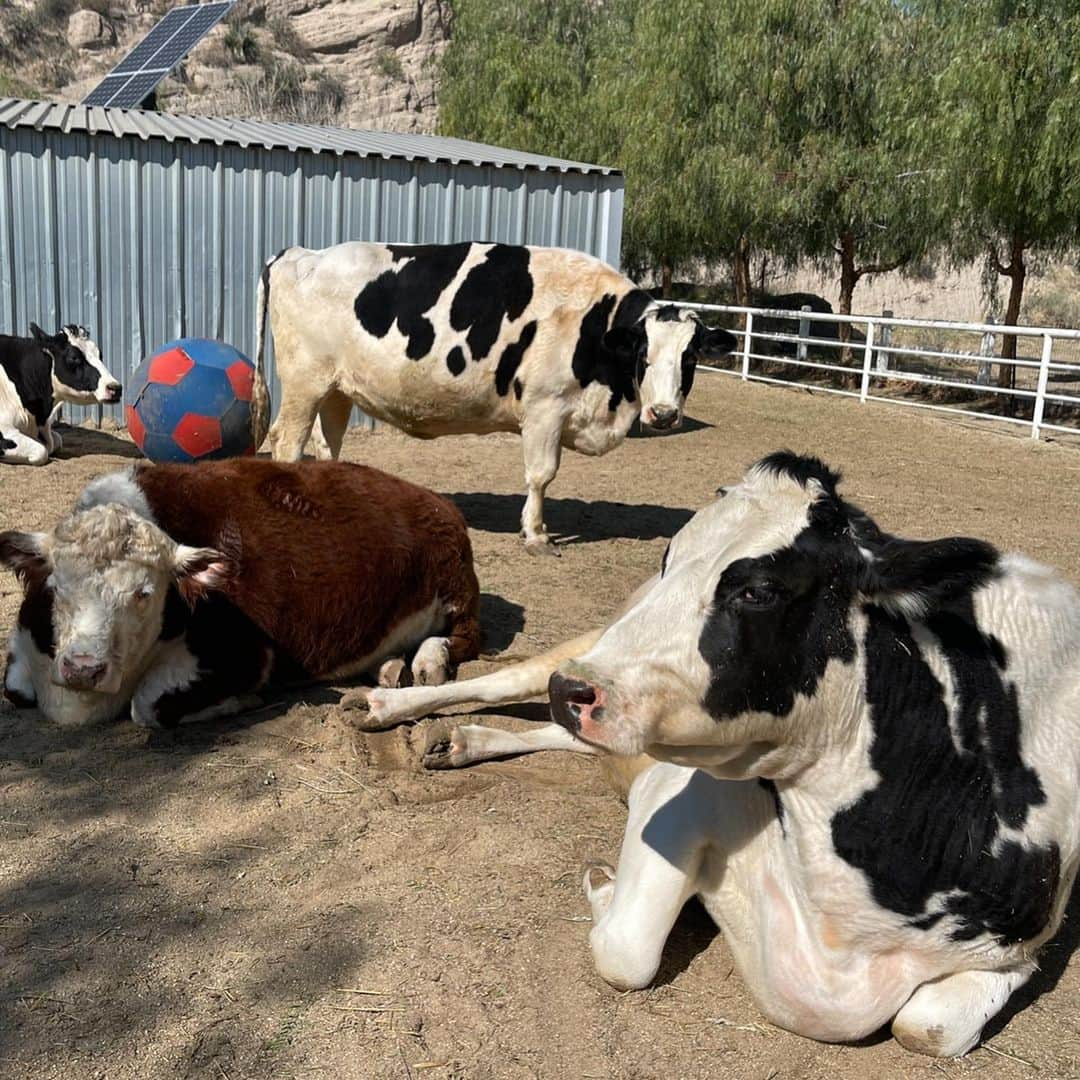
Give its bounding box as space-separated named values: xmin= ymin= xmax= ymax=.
xmin=81 ymin=2 xmax=235 ymax=109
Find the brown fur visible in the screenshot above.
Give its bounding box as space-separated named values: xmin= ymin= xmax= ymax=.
xmin=133 ymin=460 xmax=481 ymax=676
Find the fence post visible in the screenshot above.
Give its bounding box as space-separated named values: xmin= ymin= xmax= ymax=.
xmin=797 ymin=305 xmax=810 ymax=362
xmin=860 ymin=321 xmax=875 ymax=403
xmin=976 ymin=318 xmax=996 ymax=386
xmin=1031 ymin=333 xmax=1053 ymax=439
xmin=875 ymin=310 xmax=892 ymax=372
xmin=741 ymin=310 xmax=753 ymax=380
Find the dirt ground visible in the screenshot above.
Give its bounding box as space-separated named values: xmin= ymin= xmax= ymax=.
xmin=2 ymin=375 xmax=1079 ymax=1080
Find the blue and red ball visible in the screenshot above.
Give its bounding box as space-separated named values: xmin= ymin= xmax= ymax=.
xmin=127 ymin=338 xmax=256 ymax=463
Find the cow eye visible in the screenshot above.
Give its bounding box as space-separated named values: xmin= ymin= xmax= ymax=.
xmin=134 ymin=585 xmax=154 ymax=602
xmin=740 ymin=583 xmax=780 ymax=606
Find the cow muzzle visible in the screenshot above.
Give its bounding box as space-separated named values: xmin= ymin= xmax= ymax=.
xmin=56 ymin=652 xmax=110 ymax=691
xmin=549 ymin=671 xmax=608 ymax=743
xmin=642 ymin=406 xmax=681 ymax=431
xmin=98 ymin=381 xmax=122 ymax=405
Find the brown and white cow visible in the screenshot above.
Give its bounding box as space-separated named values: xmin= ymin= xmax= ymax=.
xmin=2 ymin=459 xmax=480 ymax=727
xmin=252 ymin=242 xmax=736 ymax=553
xmin=342 ymin=452 xmax=1080 ymax=1058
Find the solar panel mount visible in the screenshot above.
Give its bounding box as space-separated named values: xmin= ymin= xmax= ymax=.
xmin=82 ymin=2 xmax=236 ymax=109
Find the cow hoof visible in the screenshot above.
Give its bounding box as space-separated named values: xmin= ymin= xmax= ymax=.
xmin=422 ymin=725 xmax=465 ymax=770
xmin=525 ymin=537 xmax=560 ymax=557
xmin=412 ymin=639 xmax=450 ymax=686
xmin=584 ymin=862 xmax=617 ymax=916
xmin=378 ymin=657 xmax=413 ymax=689
xmin=339 ymin=687 xmax=398 ymax=731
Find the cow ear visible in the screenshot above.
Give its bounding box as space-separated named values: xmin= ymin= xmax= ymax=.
xmin=0 ymin=531 xmax=51 ymax=584
xmin=861 ymin=537 xmax=999 ymax=618
xmin=173 ymin=545 xmax=234 ymax=604
xmin=29 ymin=323 xmax=48 ymax=343
xmin=693 ymin=324 xmax=738 ymax=360
xmin=602 ymin=325 xmax=645 ymax=367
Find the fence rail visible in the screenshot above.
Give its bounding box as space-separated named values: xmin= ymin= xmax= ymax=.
xmin=673 ymin=302 xmax=1080 ymax=440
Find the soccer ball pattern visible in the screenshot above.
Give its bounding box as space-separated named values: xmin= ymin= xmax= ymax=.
xmin=127 ymin=338 xmax=256 ymax=463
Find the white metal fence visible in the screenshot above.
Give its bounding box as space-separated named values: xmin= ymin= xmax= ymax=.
xmin=674 ymin=302 xmax=1080 ymax=440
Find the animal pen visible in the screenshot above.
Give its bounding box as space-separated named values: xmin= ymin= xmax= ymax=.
xmin=0 ymin=96 xmax=625 ymax=425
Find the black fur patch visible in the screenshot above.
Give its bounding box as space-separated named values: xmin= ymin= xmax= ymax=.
xmin=0 ymin=333 xmax=56 ymax=427
xmin=832 ymin=605 xmax=1059 ymax=945
xmin=450 ymin=245 xmax=533 ymax=361
xmin=571 ymin=293 xmax=640 ymax=411
xmin=353 ymin=243 xmax=471 ymax=360
xmin=756 ymin=450 xmax=842 ymax=495
xmin=446 ymin=346 xmax=466 ymax=377
xmin=758 ymin=778 xmax=787 ymax=834
xmin=513 ymin=378 xmax=524 ymax=400
xmin=0 ymin=436 xmax=15 ymax=455
xmin=18 ymin=580 xmax=56 ymax=658
xmin=149 ymin=595 xmax=274 ymax=729
xmin=495 ymin=320 xmax=537 ymax=397
xmin=40 ymin=326 xmax=100 ymax=397
xmin=653 ymin=304 xmax=684 ymax=321
xmin=698 ymin=529 xmax=859 ymax=719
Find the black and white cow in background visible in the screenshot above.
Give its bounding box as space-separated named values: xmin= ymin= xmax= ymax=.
xmin=0 ymin=324 xmax=121 ymax=465
xmin=343 ymin=452 xmax=1080 ymax=1057
xmin=252 ymin=242 xmax=737 ymax=552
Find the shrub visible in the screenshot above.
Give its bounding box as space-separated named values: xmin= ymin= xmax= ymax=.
xmin=375 ymin=49 xmax=404 ymax=81
xmin=224 ymin=21 xmax=260 ymax=64
xmin=267 ymin=15 xmax=309 ymax=59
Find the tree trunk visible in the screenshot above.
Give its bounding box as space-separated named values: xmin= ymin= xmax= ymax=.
xmin=660 ymin=258 xmax=673 ymax=299
xmin=998 ymin=233 xmax=1026 ymax=395
xmin=733 ymin=234 xmax=752 ymax=306
xmin=838 ymin=230 xmax=859 ymax=366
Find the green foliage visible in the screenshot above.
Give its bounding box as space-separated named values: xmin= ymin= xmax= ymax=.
xmin=224 ymin=21 xmax=260 ymax=64
xmin=375 ymin=49 xmax=405 ymax=81
xmin=0 ymin=70 xmax=37 ymax=97
xmin=268 ymin=15 xmax=310 ymax=59
xmin=439 ymin=0 xmax=1080 ymax=321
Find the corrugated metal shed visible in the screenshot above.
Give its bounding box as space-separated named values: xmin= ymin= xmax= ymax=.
xmin=0 ymin=97 xmax=625 ymax=427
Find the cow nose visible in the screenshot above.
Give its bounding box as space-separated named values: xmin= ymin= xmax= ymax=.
xmin=549 ymin=672 xmax=598 ymax=733
xmin=60 ymin=653 xmax=108 ymax=689
xmin=647 ymin=406 xmax=679 ymax=430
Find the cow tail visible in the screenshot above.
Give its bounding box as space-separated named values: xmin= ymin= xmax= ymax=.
xmin=250 ymin=252 xmax=282 ymax=450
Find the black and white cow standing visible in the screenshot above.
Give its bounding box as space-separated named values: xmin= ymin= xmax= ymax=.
xmin=252 ymin=242 xmax=736 ymax=552
xmin=0 ymin=324 xmax=121 ymax=465
xmin=344 ymin=452 xmax=1080 ymax=1057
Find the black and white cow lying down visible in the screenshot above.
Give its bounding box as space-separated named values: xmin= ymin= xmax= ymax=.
xmin=345 ymin=452 xmax=1080 ymax=1057
xmin=0 ymin=324 xmax=121 ymax=465
xmin=1 ymin=459 xmax=480 ymax=728
xmin=252 ymin=242 xmax=737 ymax=552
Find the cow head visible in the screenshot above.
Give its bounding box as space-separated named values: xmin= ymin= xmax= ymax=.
xmin=0 ymin=505 xmax=230 ymax=696
xmin=548 ymin=452 xmax=999 ymax=778
xmin=30 ymin=323 xmax=121 ymax=406
xmin=604 ymin=306 xmax=736 ymax=431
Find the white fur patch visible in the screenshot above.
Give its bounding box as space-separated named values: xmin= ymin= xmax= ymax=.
xmin=76 ymin=468 xmax=156 ymax=521
xmin=130 ymin=639 xmax=199 ymax=728
xmin=4 ymin=627 xmax=37 ymax=703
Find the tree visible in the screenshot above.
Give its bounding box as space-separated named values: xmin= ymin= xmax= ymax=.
xmin=919 ymin=1 xmax=1080 ymax=387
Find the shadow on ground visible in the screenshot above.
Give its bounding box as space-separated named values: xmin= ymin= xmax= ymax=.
xmin=446 ymin=493 xmax=693 ymax=545
xmin=54 ymin=425 xmax=142 ymax=460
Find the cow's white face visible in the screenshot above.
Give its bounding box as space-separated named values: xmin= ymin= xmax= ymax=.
xmin=548 ymin=452 xmax=1001 ymax=779
xmin=31 ymin=324 xmax=122 ymax=406
xmin=633 ymin=307 xmax=736 ymax=431
xmin=0 ymin=506 xmax=228 ymax=696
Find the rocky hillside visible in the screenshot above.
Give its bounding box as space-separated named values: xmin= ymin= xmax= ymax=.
xmin=0 ymin=0 xmax=449 ymax=132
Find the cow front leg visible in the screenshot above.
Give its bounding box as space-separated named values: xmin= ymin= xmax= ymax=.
xmin=0 ymin=428 xmax=49 ymax=466
xmin=891 ymin=964 xmax=1036 ymax=1057
xmin=131 ymin=638 xmax=272 ymax=729
xmin=424 ymin=721 xmax=598 ymax=769
xmin=585 ymin=762 xmax=710 ymax=990
xmin=520 ymin=414 xmax=564 ymax=554
xmin=341 ymin=627 xmax=604 ymax=731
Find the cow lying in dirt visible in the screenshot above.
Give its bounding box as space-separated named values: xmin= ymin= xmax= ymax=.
xmin=345 ymin=452 xmax=1080 ymax=1058
xmin=253 ymin=242 xmax=736 ymax=552
xmin=0 ymin=324 xmax=121 ymax=465
xmin=1 ymin=460 xmax=480 ymax=727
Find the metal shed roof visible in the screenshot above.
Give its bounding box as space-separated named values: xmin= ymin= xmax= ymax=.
xmin=0 ymin=97 xmax=620 ymax=176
